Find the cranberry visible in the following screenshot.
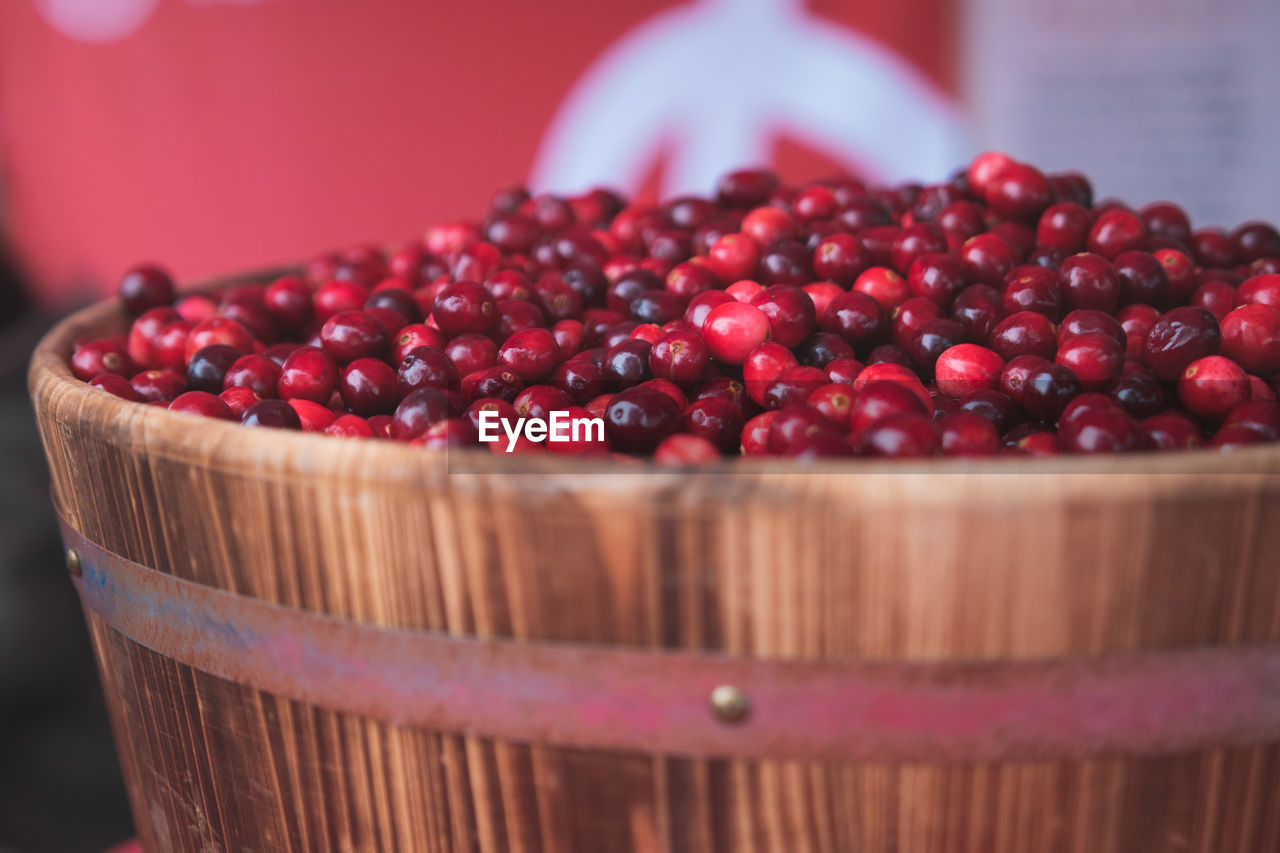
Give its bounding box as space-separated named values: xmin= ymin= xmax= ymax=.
xmin=854 ymin=363 xmax=933 ymax=413
xmin=316 ymin=310 xmax=388 ymax=364
xmin=855 ymin=412 xmax=939 ymax=458
xmin=1142 ymin=306 xmax=1221 ymax=380
xmin=1178 ymin=355 xmax=1250 ymax=421
xmin=127 ymin=306 xmax=182 ymax=367
xmin=313 ymin=280 xmax=370 ymax=323
xmin=430 ymin=282 xmax=494 ymax=336
xmin=1140 ymin=202 xmax=1192 ymax=245
xmin=219 ymin=387 xmax=261 ymax=417
xmin=1236 ymin=274 xmax=1280 ymax=309
xmin=740 ymin=411 xmax=777 ymax=454
xmin=907 ymin=253 xmax=967 ymax=307
xmin=904 ymin=318 xmax=965 ymax=375
xmin=966 ymin=152 xmax=1015 ymax=196
xmin=1220 ymin=304 xmax=1280 ymax=374
xmin=717 ymin=168 xmax=778 ymax=208
xmin=325 ymin=413 xmax=376 ymax=439
xmin=648 ymin=330 xmax=710 ymax=385
xmin=1002 ymin=265 xmax=1064 ymax=319
xmin=242 ymin=399 xmax=302 ymax=430
xmin=129 ymin=369 xmax=185 ymax=402
xmin=1058 ymin=309 xmax=1125 ymax=349
xmin=600 ymin=338 xmax=651 ymax=389
xmin=701 ymin=302 xmax=772 ymax=365
xmin=1036 ymin=202 xmax=1091 ymax=254
xmin=848 ymin=380 xmax=928 ymax=432
xmin=1141 ymin=411 xmax=1203 ymax=451
xmin=1086 ymin=209 xmax=1146 ymax=260
xmin=339 ymin=358 xmax=399 ymax=416
xmin=1007 ymin=429 xmax=1062 ymax=456
xmin=1059 ymin=407 xmax=1149 ymax=454
xmin=1210 ymin=424 xmax=1271 ymax=449
xmin=853 ymin=267 xmax=910 ymax=311
xmin=807 ymin=383 xmax=855 ymax=427
xmin=169 ymin=390 xmax=236 ymax=421
xmin=630 ymin=290 xmax=686 ymax=326
xmin=1112 ymin=251 xmax=1169 ymax=307
xmin=439 ymin=333 xmax=494 ymax=378
xmin=492 ymin=299 xmax=547 ymax=342
xmin=1222 ymin=401 xmax=1280 ymax=440
xmin=1192 ymin=229 xmax=1237 ymax=268
xmin=1115 ymin=304 xmax=1162 ymax=359
xmin=493 ymin=327 xmax=558 ymax=382
xmin=694 ymin=377 xmax=751 ymax=412
xmin=604 ymin=386 xmax=680 ymax=452
xmin=958 ymin=389 xmax=1021 ymax=434
xmin=1107 ymin=360 xmax=1165 ymax=419
xmin=762 ymin=366 xmax=827 ymax=410
xmin=1190 ymin=281 xmax=1236 ymax=323
xmin=683 ymin=397 xmax=745 ymax=452
xmin=818 ymin=291 xmax=886 ymax=354
xmin=950 ymin=284 xmax=1005 ymax=343
xmin=389 ymin=324 xmax=446 ymax=364
xmin=549 ymin=357 xmax=603 ymax=403
xmin=857 ymin=226 xmax=901 ymax=268
xmin=1000 ymin=356 xmax=1080 ymax=421
xmin=70 ymin=338 xmax=130 ymax=382
xmin=984 ymin=162 xmax=1053 ymax=221
xmin=388 ymin=388 xmax=453 ymax=441
xmin=892 ymin=297 xmax=944 ymax=348
xmin=1060 ymin=253 xmax=1120 ymax=313
xmin=89 ymin=373 xmax=138 ymax=400
xmin=934 ymin=344 xmax=1004 ymax=398
xmin=756 ymin=240 xmax=813 ymax=286
xmin=1155 ymin=249 xmax=1198 ymax=304
xmin=653 ymin=434 xmax=719 ymax=465
xmin=937 ymin=200 xmax=987 ymax=241
xmin=749 ymin=285 xmax=816 ymax=348
xmin=288 ymin=399 xmax=336 ymax=432
xmin=959 ymin=233 xmax=1017 ymax=286
xmin=184 ymin=317 xmax=255 ymax=364
xmin=811 ymin=233 xmax=869 ymax=287
xmin=742 ymin=342 xmax=799 ymax=405
xmin=118 ymin=264 xmax=175 ymax=315
xmin=1232 ymin=222 xmax=1280 ymax=263
xmin=989 ymin=311 xmax=1057 ymax=361
xmin=890 ymin=223 xmax=948 ymax=274
xmin=794 ymin=332 xmax=856 ymax=369
xmin=937 ymin=411 xmax=999 ymax=456
xmin=396 ymin=346 xmax=459 ymax=396
xmin=460 ymin=367 xmax=523 ymax=403
xmin=223 ymin=354 xmax=282 ymax=398
xmin=1056 ymin=332 xmax=1124 ymax=390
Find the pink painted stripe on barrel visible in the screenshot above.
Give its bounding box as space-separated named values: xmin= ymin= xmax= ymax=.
xmin=61 ymin=517 xmax=1280 ymax=763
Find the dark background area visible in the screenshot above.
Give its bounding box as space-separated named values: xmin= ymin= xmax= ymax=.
xmin=0 ymin=250 xmax=134 ymax=852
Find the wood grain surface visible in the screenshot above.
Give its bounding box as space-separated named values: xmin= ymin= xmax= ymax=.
xmin=28 ymin=289 xmax=1280 ymax=852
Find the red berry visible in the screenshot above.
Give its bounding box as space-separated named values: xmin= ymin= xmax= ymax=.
xmin=242 ymin=399 xmax=302 ymax=430
xmin=604 ymin=386 xmax=681 ymax=452
xmin=937 ymin=411 xmax=999 ymax=456
xmin=1178 ymin=355 xmax=1250 ymax=421
xmin=118 ymin=264 xmax=175 ymax=315
xmin=654 ymin=434 xmax=720 ymax=465
xmin=339 ymin=357 xmax=400 ymax=416
xmin=702 ymin=302 xmax=772 ymax=365
xmin=855 ymin=412 xmax=939 ymax=458
xmin=1142 ymin=307 xmax=1221 ymax=380
xmin=1220 ymin=304 xmax=1280 ymax=374
xmin=984 ymin=162 xmax=1053 ymax=222
xmin=1056 ymin=332 xmax=1124 ymax=390
xmin=130 ymin=369 xmax=185 ymax=402
xmin=223 ymin=354 xmax=282 ymax=399
xmin=935 ymin=344 xmax=1005 ymax=398
xmin=853 ymin=267 xmax=910 ymax=311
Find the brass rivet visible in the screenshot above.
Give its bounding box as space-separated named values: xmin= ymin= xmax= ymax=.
xmin=65 ymin=549 xmax=82 ymax=577
xmin=709 ymin=685 xmax=750 ymax=724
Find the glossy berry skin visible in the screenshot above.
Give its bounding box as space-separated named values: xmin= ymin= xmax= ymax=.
xmin=648 ymin=330 xmax=710 ymax=384
xmin=396 ymin=346 xmax=459 ymax=396
xmin=853 ymin=267 xmax=911 ymax=311
xmin=118 ymin=264 xmax=176 ymax=315
xmin=806 ymin=383 xmax=855 ymax=428
xmin=1140 ymin=202 xmax=1192 ymax=245
xmin=751 ymin=285 xmax=816 ymax=348
xmin=130 ymin=369 xmax=185 ymax=402
xmin=707 ymin=233 xmax=762 ymax=283
xmin=319 ymin=310 xmax=390 ymax=364
xmin=989 ymin=311 xmax=1057 ymax=361
xmin=432 ymin=282 xmax=496 ymax=335
xmin=241 ymin=399 xmax=302 ymax=430
xmin=602 ymin=339 xmax=652 ymax=389
xmin=848 ymin=380 xmax=928 ymax=432
xmin=1107 ymin=360 xmax=1165 ymax=419
xmin=273 ymin=345 xmax=337 ymax=403
xmin=1000 ymin=356 xmax=1080 ymax=422
xmin=219 ymin=387 xmax=261 ymax=418
xmin=551 ymin=359 xmax=604 ymax=403
xmin=169 ymin=390 xmax=237 ymax=421
xmin=1060 ymin=253 xmax=1120 ymax=313
xmin=907 ymin=253 xmax=967 ymax=308
xmin=88 ymin=373 xmax=138 ymax=400
xmin=855 ymin=412 xmax=939 ymax=458
xmin=702 ymin=302 xmax=772 ymax=365
xmin=1113 ymin=251 xmax=1169 ymax=307
xmin=959 ymin=233 xmax=1017 ymax=286
xmin=935 ymin=344 xmax=1004 ymax=398
xmin=496 ymin=328 xmax=560 ymax=381
xmin=461 ymin=367 xmax=524 ymax=403
xmin=181 ymin=344 xmax=239 ymax=394
xmin=1003 ymin=265 xmax=1064 ymax=320
xmin=950 ymin=285 xmax=1005 ymax=344
xmin=654 ymin=434 xmax=721 ymax=465
xmin=184 ymin=317 xmax=255 ymax=364
xmin=958 ymin=389 xmax=1021 ymax=434
xmin=390 ymin=387 xmax=453 ymax=441
xmin=1036 ymin=202 xmax=1091 ymax=254
xmin=339 ymin=358 xmax=400 ymax=416
xmin=1236 ymin=274 xmax=1280 ymax=309
xmin=762 ymin=366 xmax=827 ymax=411
xmin=937 ymin=411 xmax=999 ymax=456
xmin=604 ymin=385 xmax=681 ymax=452
xmin=1059 ymin=407 xmax=1149 ymax=453
xmin=1059 ymin=309 xmax=1125 ymax=349
xmin=445 ymin=334 xmax=499 ymax=377
xmin=890 ymin=223 xmax=949 ymax=274
xmin=1220 ymin=304 xmax=1280 ymax=374
xmin=264 ymin=275 xmax=315 ymax=332
xmin=682 ymin=397 xmax=745 ymax=452
xmin=984 ymin=162 xmax=1053 ymax=222
xmin=1087 ymin=209 xmax=1146 ymax=260
xmin=1223 ymin=401 xmax=1280 ymax=440
xmin=223 ymin=354 xmax=283 ymax=399
xmin=811 ymin=233 xmax=869 ymax=286
xmin=1056 ymin=332 xmax=1124 ymax=390
xmin=819 ymin=291 xmax=887 ymax=354
xmin=1141 ymin=411 xmax=1203 ymax=451
xmin=1178 ymin=355 xmax=1250 ymax=421
xmin=1142 ymin=307 xmax=1221 ymax=380
xmin=286 ymin=399 xmax=336 ymax=432
xmin=71 ymin=338 xmax=134 ymax=381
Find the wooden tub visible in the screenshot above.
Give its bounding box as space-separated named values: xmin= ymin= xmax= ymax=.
xmin=29 ymin=289 xmax=1280 ymax=852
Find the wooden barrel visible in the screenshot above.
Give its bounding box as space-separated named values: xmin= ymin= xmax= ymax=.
xmin=29 ymin=288 xmax=1280 ymax=853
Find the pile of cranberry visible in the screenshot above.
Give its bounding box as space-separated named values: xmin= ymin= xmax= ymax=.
xmin=71 ymin=153 xmax=1280 ymax=461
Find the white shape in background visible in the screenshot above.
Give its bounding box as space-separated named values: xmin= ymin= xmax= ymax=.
xmin=530 ymin=0 xmax=970 ymax=197
xmin=31 ymin=0 xmax=160 ymax=42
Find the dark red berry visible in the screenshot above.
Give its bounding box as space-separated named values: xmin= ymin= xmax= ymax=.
xmin=242 ymin=399 xmax=302 ymax=430
xmin=118 ymin=264 xmax=176 ymax=315
xmin=339 ymin=357 xmax=400 ymax=416
xmin=1142 ymin=306 xmax=1221 ymax=380
xmin=223 ymin=354 xmax=283 ymax=398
